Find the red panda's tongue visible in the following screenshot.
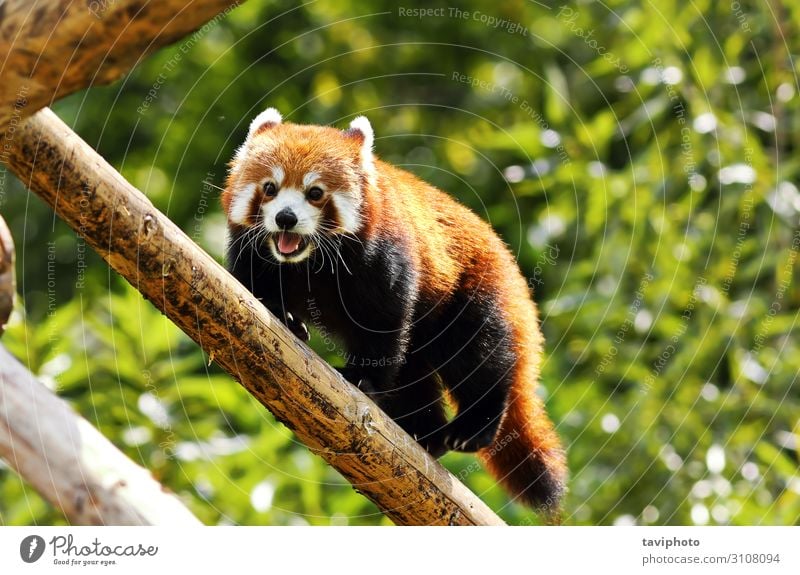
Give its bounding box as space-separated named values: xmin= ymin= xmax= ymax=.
xmin=277 ymin=232 xmax=302 ymax=254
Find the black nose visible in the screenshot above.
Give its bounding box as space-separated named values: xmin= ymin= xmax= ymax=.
xmin=275 ymin=209 xmax=297 ymax=230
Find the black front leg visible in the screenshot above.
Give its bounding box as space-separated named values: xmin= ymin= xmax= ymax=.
xmin=226 ymin=233 xmax=309 ymax=342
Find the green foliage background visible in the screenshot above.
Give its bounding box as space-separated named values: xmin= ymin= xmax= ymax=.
xmin=1 ymin=0 xmax=798 ymax=525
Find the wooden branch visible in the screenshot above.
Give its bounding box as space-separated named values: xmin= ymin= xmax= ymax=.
xmin=0 ymin=343 xmax=202 ymax=525
xmin=0 ymin=215 xmax=13 ymax=337
xmin=0 ymin=0 xmax=241 ymax=136
xmin=5 ymin=108 xmax=506 ymax=526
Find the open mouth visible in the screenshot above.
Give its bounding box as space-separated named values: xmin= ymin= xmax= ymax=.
xmin=273 ymin=231 xmax=309 ymax=258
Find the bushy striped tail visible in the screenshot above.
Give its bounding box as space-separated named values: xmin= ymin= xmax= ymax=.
xmin=480 ymin=391 xmax=567 ymax=516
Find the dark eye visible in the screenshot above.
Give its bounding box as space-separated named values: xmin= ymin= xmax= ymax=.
xmin=307 ymin=186 xmax=324 ymax=201
xmin=263 ymin=182 xmax=277 ymax=197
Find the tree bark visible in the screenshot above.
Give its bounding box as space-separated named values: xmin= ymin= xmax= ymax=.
xmin=0 ymin=215 xmax=13 ymax=336
xmin=4 ymin=108 xmax=506 ymax=526
xmin=0 ymin=0 xmax=241 ymax=136
xmin=0 ymin=344 xmax=202 ymax=525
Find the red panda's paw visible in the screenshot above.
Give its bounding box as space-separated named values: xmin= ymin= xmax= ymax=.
xmin=355 ymin=377 xmax=378 ymax=396
xmin=335 ymin=367 xmax=378 ymax=397
xmin=417 ymin=434 xmax=447 ymax=459
xmin=283 ymin=312 xmax=310 ymax=342
xmin=431 ymin=417 xmax=498 ymax=454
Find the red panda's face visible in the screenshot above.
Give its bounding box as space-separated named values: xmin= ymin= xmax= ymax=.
xmin=223 ymin=109 xmax=375 ymax=264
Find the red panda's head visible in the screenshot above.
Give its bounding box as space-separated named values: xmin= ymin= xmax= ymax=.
xmin=222 ymin=108 xmax=374 ymax=263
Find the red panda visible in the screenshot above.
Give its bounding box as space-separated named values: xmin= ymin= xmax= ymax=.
xmin=222 ymin=108 xmax=567 ymax=513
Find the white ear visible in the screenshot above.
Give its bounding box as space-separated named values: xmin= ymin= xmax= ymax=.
xmin=349 ymin=116 xmax=374 ymax=149
xmin=348 ymin=115 xmax=374 ymax=170
xmin=247 ymin=107 xmax=282 ymax=139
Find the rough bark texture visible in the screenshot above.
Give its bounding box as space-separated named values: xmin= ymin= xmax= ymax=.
xmin=0 ymin=0 xmax=240 ymax=136
xmin=0 ymin=344 xmax=202 ymax=525
xmin=0 ymin=216 xmax=13 ymax=336
xmin=5 ymin=108 xmax=505 ymax=526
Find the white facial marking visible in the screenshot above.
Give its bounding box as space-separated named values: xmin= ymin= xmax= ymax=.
xmin=261 ymin=188 xmax=319 ymax=235
xmin=228 ymin=183 xmax=257 ymax=225
xmin=331 ymin=192 xmax=362 ymax=233
xmin=303 ymin=171 xmax=321 ymax=188
xmin=272 ymin=166 xmax=285 ymax=187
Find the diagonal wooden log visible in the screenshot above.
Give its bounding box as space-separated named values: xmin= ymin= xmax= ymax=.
xmin=0 ymin=215 xmax=13 ymax=336
xmin=0 ymin=0 xmax=242 ymax=136
xmin=0 ymin=344 xmax=202 ymax=525
xmin=5 ymin=108 xmax=506 ymax=526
